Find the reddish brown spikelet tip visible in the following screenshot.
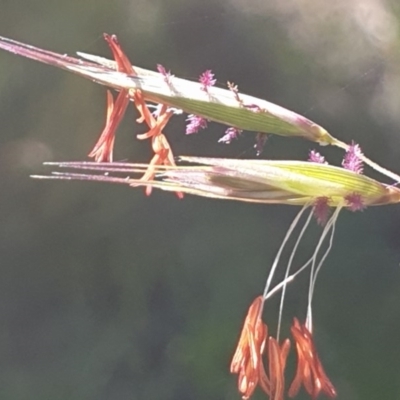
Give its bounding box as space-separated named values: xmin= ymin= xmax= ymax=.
xmin=289 ymin=318 xmax=337 ymax=399
xmin=230 ymin=296 xmax=268 ymax=400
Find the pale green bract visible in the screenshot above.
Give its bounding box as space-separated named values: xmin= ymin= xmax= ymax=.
xmin=34 ymin=158 xmax=400 ymax=208
xmin=1 ymin=35 xmax=400 ymax=182
xmin=0 ymin=35 xmax=334 ymax=144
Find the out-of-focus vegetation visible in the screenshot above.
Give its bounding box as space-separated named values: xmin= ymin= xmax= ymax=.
xmin=1 ymin=1 xmax=400 ymax=399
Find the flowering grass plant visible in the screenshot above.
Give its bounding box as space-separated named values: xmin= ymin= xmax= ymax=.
xmin=1 ymin=33 xmax=399 ymax=399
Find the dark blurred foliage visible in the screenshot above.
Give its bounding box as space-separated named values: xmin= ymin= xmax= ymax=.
xmin=1 ymin=1 xmax=400 ymax=399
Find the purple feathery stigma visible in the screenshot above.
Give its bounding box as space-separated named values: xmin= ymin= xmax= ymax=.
xmin=157 ymin=64 xmax=174 ymax=85
xmin=345 ymin=193 xmax=366 ymax=211
xmin=342 ymin=142 xmax=363 ymax=174
xmin=199 ymin=70 xmax=216 ymax=93
xmin=308 ymin=150 xmax=326 ymax=164
xmin=312 ymin=197 xmax=330 ymax=225
xmin=185 ymin=114 xmax=208 ymax=135
xmin=218 ymin=127 xmax=242 ymax=144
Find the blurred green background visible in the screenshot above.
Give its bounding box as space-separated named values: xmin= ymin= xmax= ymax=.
xmin=1 ymin=1 xmax=400 ymax=399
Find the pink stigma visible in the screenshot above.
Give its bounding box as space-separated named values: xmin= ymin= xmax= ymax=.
xmin=342 ymin=142 xmax=363 ymax=174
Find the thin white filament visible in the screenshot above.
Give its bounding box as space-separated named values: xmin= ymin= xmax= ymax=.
xmin=311 ymin=210 xmax=339 ymax=291
xmin=262 ymin=205 xmax=309 ymax=311
xmin=306 ymin=205 xmax=343 ymax=331
xmin=276 ymin=207 xmax=314 ymax=340
xmin=264 ymin=226 xmax=335 ymax=303
xmin=264 ymin=258 xmax=313 ymax=301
